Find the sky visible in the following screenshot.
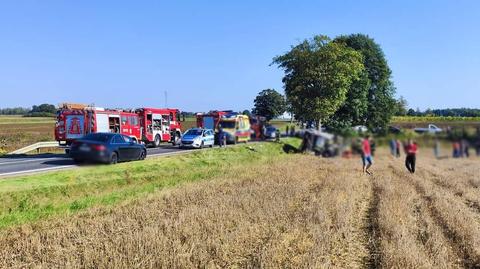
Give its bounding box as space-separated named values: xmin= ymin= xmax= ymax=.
xmin=0 ymin=0 xmax=479 ymax=112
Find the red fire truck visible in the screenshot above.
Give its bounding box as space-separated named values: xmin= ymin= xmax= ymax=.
xmin=55 ymin=104 xmax=182 ymax=147
xmin=135 ymin=108 xmax=182 ymax=147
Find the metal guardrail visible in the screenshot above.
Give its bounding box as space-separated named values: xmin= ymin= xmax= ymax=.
xmin=8 ymin=141 xmax=59 ymax=155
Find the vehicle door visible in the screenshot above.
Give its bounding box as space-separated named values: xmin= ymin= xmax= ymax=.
xmin=121 ymin=115 xmax=130 ymax=136
xmin=112 ymin=134 xmax=130 ymax=161
xmin=162 ymin=115 xmax=171 ymax=141
xmin=122 ymin=135 xmax=138 ymax=160
xmin=206 ymin=130 xmax=215 ymax=146
xmin=129 ymin=116 xmax=141 ymax=140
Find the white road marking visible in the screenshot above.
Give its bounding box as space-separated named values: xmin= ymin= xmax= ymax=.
xmin=0 ymin=157 xmax=64 ymax=166
xmin=0 ymin=165 xmax=77 ymax=177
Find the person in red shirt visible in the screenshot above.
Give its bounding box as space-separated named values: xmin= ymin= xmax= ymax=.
xmin=404 ymin=139 xmax=418 ymax=173
xmin=362 ymin=135 xmax=373 ymax=175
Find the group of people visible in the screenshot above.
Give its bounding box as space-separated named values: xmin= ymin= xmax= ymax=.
xmin=452 ymin=139 xmax=472 ymax=158
xmin=361 ymin=136 xmax=418 ymax=175
xmin=285 ymin=125 xmax=296 ymax=137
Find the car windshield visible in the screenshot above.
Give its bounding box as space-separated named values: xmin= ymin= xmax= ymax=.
xmin=185 ymin=129 xmax=202 ymax=136
xmin=219 ymin=121 xmax=236 ymax=128
xmin=82 ymin=133 xmax=112 ymax=142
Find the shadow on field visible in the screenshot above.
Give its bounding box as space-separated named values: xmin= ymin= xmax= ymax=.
xmin=282 ymin=143 xmax=301 ymax=154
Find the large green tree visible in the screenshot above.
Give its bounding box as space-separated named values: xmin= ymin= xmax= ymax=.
xmin=327 ymin=70 xmax=370 ymax=130
xmin=334 ymin=34 xmax=396 ymax=132
xmin=252 ymin=89 xmax=286 ymax=121
xmin=273 ymin=35 xmax=364 ymax=129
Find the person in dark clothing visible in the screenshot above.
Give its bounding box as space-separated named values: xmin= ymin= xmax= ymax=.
xmin=396 ymin=139 xmax=401 ymax=158
xmin=286 ymin=126 xmax=289 ymax=137
xmin=218 ymin=124 xmax=225 ymax=147
xmin=404 ymin=139 xmax=418 ymax=174
xmin=370 ymin=139 xmax=376 ymax=157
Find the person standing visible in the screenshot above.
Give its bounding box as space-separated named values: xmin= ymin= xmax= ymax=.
xmin=453 ymin=141 xmax=461 ymax=158
xmin=434 ymin=138 xmax=441 ymax=159
xmin=396 ymin=139 xmax=402 ymax=158
xmin=286 ymin=125 xmax=289 ymax=137
xmin=389 ymin=138 xmax=397 ymax=157
xmin=370 ymin=139 xmax=376 ymax=157
xmin=405 ymin=139 xmax=418 ymax=174
xmin=218 ymin=124 xmax=225 ymax=147
xmin=362 ymin=135 xmax=373 ymax=175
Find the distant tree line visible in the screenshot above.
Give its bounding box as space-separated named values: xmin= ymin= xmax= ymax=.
xmin=0 ymin=107 xmax=30 ymax=115
xmin=0 ymin=104 xmax=57 ymax=117
xmin=403 ymin=108 xmax=480 ymax=117
xmin=391 ymin=97 xmax=480 ymax=118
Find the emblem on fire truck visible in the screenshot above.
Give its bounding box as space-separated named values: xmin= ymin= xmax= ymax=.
xmin=66 ymin=116 xmax=85 ymax=139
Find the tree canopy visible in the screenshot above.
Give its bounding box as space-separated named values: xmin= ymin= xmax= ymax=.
xmin=273 ymin=35 xmax=364 ymax=129
xmin=333 ymin=34 xmax=396 ymax=131
xmin=252 ymin=89 xmax=286 ymax=121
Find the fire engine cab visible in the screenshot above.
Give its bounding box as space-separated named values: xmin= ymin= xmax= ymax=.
xmin=135 ymin=108 xmax=182 ymax=147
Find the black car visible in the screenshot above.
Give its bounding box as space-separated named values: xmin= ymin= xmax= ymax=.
xmin=69 ymin=133 xmax=147 ymax=164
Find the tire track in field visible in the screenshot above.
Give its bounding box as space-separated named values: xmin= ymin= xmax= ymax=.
xmin=419 ymin=167 xmax=480 ymax=215
xmin=388 ymin=163 xmax=444 ymax=266
xmin=389 ymin=163 xmax=480 ymax=268
xmin=364 ymin=175 xmax=382 ymax=269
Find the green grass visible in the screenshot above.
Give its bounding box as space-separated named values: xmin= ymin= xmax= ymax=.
xmin=0 ymin=139 xmax=301 ymax=229
xmin=0 ymin=115 xmax=55 ymax=125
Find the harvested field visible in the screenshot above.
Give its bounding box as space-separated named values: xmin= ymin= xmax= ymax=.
xmin=0 ymin=145 xmax=479 ymax=268
xmin=0 ymin=116 xmax=54 ymax=153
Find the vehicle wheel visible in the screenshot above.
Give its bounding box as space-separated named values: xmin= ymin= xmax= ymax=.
xmin=139 ymin=150 xmax=147 ymax=160
xmin=73 ymin=158 xmax=83 ymax=163
xmin=172 ymin=132 xmax=181 ymax=146
xmin=154 ymin=135 xmax=161 ymax=148
xmin=209 ymin=143 xmax=213 ymax=148
xmin=109 ymin=152 xmax=118 ymax=165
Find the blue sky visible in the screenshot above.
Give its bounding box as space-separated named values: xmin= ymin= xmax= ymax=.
xmin=0 ymin=0 xmax=479 ymax=111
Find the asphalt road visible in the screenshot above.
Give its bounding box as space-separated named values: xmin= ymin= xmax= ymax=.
xmin=0 ymin=145 xmax=187 ymax=178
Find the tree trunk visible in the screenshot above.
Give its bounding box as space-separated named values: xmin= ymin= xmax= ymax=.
xmin=317 ymin=119 xmax=322 ymax=131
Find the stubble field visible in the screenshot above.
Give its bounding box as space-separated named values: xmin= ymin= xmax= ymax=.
xmin=0 ymin=143 xmax=479 ymax=268
xmin=0 ymin=116 xmax=54 ymax=154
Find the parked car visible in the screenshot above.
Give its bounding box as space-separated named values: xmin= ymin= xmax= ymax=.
xmin=388 ymin=125 xmax=402 ymax=134
xmin=264 ymin=126 xmax=278 ymax=139
xmin=69 ymin=133 xmax=147 ymax=164
xmin=414 ymin=124 xmax=443 ymax=134
xmin=180 ymin=128 xmax=215 ymax=148
xmin=352 ymin=125 xmax=368 ymax=133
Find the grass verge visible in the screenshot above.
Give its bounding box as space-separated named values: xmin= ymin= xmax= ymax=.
xmin=0 ymin=139 xmax=301 ymax=229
